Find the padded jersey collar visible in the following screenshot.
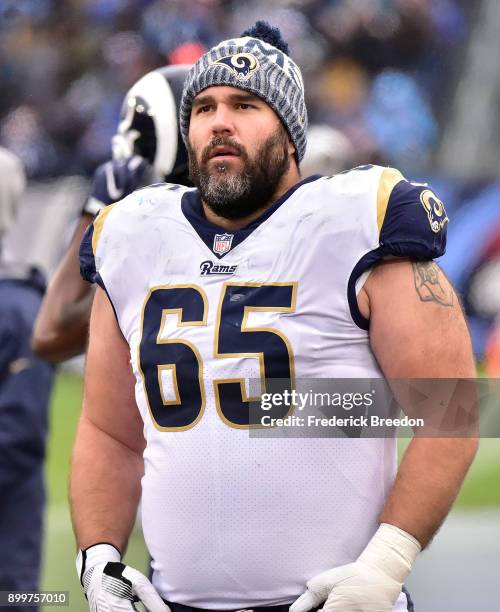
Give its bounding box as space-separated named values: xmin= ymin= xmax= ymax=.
xmin=181 ymin=174 xmax=322 ymax=259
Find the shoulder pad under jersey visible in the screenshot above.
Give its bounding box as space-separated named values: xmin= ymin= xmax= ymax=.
xmin=79 ymin=183 xmax=188 ymax=287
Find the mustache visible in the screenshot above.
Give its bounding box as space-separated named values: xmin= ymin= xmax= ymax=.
xmin=201 ymin=136 xmax=246 ymax=164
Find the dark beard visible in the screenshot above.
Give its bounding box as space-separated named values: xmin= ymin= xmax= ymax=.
xmin=188 ymin=126 xmax=290 ymax=221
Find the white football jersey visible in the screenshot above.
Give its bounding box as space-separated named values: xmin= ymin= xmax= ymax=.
xmin=81 ymin=164 xmax=447 ymax=611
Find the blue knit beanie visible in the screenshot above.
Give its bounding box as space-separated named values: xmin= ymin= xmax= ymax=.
xmin=179 ymin=21 xmax=308 ymax=162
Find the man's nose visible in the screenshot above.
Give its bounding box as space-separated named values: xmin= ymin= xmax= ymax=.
xmin=211 ymin=105 xmax=234 ymax=136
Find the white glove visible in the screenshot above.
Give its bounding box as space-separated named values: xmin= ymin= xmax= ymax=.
xmin=290 ymin=524 xmax=421 ymax=612
xmin=76 ymin=543 xmax=169 ymax=612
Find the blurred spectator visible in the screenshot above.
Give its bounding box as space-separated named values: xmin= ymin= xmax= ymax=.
xmin=0 ymin=0 xmax=52 ymax=26
xmin=0 ymin=105 xmax=60 ymax=177
xmin=141 ymin=0 xmax=222 ymax=58
xmin=363 ymin=69 xmax=438 ymax=171
xmin=169 ymin=41 xmax=206 ymax=65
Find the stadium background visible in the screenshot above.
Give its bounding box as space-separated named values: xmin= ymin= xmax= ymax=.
xmin=0 ymin=0 xmax=499 ymax=610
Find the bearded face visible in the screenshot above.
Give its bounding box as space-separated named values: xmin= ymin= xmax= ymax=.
xmin=188 ymin=122 xmax=291 ymax=220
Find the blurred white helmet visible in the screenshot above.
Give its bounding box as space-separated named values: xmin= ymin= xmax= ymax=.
xmin=301 ymin=124 xmax=354 ymax=176
xmin=112 ymin=65 xmax=191 ymax=183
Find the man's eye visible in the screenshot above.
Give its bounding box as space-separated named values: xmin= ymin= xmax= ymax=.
xmin=198 ymin=105 xmax=212 ymax=113
xmin=237 ymin=103 xmax=253 ymax=110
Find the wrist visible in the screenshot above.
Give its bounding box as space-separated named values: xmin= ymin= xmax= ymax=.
xmin=358 ymin=523 xmax=421 ymax=583
xmin=83 ymin=196 xmax=106 ymax=217
xmin=76 ymin=542 xmax=121 ymax=586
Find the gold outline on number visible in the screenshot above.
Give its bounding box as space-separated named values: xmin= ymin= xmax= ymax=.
xmin=213 ymin=281 xmax=297 ymax=429
xmin=137 ymin=284 xmax=208 ymax=432
xmin=157 ymin=364 xmax=180 ymax=405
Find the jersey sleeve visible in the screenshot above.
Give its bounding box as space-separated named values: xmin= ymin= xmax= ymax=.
xmin=347 ymin=167 xmax=449 ymax=330
xmin=79 ymin=203 xmax=117 ymax=288
xmin=378 ymin=170 xmax=448 ymax=258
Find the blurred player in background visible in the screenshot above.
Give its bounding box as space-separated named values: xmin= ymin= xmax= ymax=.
xmin=299 ymin=123 xmax=354 ymax=177
xmin=31 ymin=64 xmax=193 ymax=363
xmin=0 ymin=147 xmax=53 ymax=610
xmin=72 ymin=22 xmax=477 ymax=612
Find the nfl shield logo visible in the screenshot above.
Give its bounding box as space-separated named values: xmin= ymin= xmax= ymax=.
xmin=213 ymin=233 xmax=234 ymax=255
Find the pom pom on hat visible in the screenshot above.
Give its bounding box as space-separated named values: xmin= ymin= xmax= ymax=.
xmin=240 ymin=21 xmax=290 ymax=56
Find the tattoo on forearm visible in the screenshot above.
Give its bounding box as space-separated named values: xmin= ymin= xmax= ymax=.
xmin=412 ymin=261 xmax=454 ymax=307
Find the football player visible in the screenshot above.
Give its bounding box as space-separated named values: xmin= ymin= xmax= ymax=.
xmin=72 ymin=22 xmax=477 ymax=612
xmin=31 ymin=65 xmax=192 ymax=363
xmin=0 ymin=147 xmax=54 ymax=611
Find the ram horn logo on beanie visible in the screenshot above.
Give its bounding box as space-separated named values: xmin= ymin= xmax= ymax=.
xmin=179 ymin=21 xmax=308 ymax=162
xmin=213 ymin=53 xmax=260 ymax=80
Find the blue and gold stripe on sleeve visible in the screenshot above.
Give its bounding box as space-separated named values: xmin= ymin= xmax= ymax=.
xmin=380 ymin=176 xmax=448 ymax=258
xmin=376 ymin=167 xmax=405 ymax=232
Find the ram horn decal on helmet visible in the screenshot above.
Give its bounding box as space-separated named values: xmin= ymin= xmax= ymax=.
xmin=112 ymin=65 xmax=191 ymax=183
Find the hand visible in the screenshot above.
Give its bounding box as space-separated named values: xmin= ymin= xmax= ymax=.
xmin=290 ymin=524 xmax=421 ymax=612
xmin=289 ymin=559 xmax=401 ymax=612
xmin=82 ymin=155 xmax=150 ymax=216
xmin=77 ymin=543 xmax=169 ymax=612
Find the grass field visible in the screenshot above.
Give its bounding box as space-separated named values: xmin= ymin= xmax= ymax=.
xmin=41 ymin=372 xmax=148 ymax=611
xmin=41 ymin=372 xmax=500 ymax=611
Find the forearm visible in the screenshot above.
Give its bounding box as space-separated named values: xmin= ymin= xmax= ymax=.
xmin=32 ymin=215 xmax=95 ymax=362
xmin=46 ymin=282 xmax=94 ymax=330
xmin=380 ymin=436 xmax=478 ymax=547
xmin=70 ymin=414 xmax=143 ymax=553
xmin=32 ymin=287 xmax=94 ymax=362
